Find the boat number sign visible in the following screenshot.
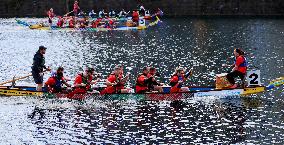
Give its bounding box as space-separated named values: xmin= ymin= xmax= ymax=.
xmin=246 ymin=70 xmax=261 ymax=86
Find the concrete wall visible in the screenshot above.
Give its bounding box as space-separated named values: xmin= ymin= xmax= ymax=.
xmin=1 ymin=0 xmax=284 ymax=17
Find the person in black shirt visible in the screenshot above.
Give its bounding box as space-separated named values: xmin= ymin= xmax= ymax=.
xmin=32 ymin=46 xmax=50 ymax=91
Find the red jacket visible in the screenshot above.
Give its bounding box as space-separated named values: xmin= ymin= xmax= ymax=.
xmin=136 ymin=73 xmax=148 ymax=93
xmin=101 ymin=73 xmax=125 ymax=95
xmin=170 ymin=74 xmax=185 ymax=93
xmin=132 ymin=11 xmax=139 ymax=22
xmin=73 ymin=74 xmax=93 ymax=94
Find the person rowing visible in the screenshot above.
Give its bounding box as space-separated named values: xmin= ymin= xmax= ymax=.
xmin=47 ymin=8 xmax=55 ymax=27
xmin=99 ymin=9 xmax=105 ymax=18
xmin=118 ymin=9 xmax=128 ymax=18
xmin=32 ymin=46 xmax=51 ymax=91
xmin=73 ymin=1 xmax=80 ymax=16
xmin=132 ymin=10 xmax=139 ymax=26
xmin=101 ymin=65 xmax=130 ymax=94
xmin=89 ymin=9 xmax=96 ymax=18
xmin=73 ymin=66 xmax=99 ymax=94
xmin=136 ymin=67 xmax=159 ymax=93
xmin=147 ymin=67 xmax=164 ymax=92
xmin=109 ymin=9 xmax=116 ymax=18
xmin=45 ymin=67 xmax=71 ymax=93
xmin=226 ymin=48 xmax=248 ymax=88
xmin=57 ymin=16 xmax=65 ymax=28
xmin=170 ymin=67 xmax=192 ymax=93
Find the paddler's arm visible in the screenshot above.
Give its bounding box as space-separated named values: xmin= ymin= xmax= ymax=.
xmin=105 ymin=80 xmax=117 ymax=86
xmin=62 ymin=80 xmax=71 ymax=87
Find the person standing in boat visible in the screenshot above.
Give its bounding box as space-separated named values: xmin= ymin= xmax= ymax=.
xmin=47 ymin=8 xmax=55 ymax=26
xmin=73 ymin=66 xmax=99 ymax=94
xmin=132 ymin=10 xmax=139 ymax=26
xmin=170 ymin=67 xmax=192 ymax=93
xmin=147 ymin=67 xmax=164 ymax=92
xmin=101 ymin=65 xmax=130 ymax=94
xmin=32 ymin=46 xmax=50 ymax=91
xmin=45 ymin=67 xmax=71 ymax=93
xmin=73 ymin=1 xmax=80 ymax=16
xmin=226 ymin=48 xmax=248 ymax=88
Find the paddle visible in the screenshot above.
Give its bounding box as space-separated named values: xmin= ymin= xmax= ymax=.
xmin=0 ymin=70 xmax=49 ymax=86
xmin=64 ymin=10 xmax=74 ymax=17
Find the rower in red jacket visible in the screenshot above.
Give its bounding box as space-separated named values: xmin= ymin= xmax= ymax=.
xmin=170 ymin=67 xmax=192 ymax=93
xmin=72 ymin=66 xmax=99 ymax=94
xmin=57 ymin=16 xmax=64 ymax=28
xmin=147 ymin=67 xmax=163 ymax=92
xmin=45 ymin=67 xmax=71 ymax=93
xmin=132 ymin=10 xmax=139 ymax=25
xmin=136 ymin=67 xmax=158 ymax=93
xmin=226 ymin=48 xmax=248 ymax=88
xmin=47 ymin=8 xmax=55 ymax=26
xmin=101 ymin=65 xmax=130 ymax=94
xmin=68 ymin=17 xmax=75 ymax=28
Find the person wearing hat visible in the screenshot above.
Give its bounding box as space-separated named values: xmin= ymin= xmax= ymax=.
xmin=32 ymin=46 xmax=50 ymax=91
xmin=72 ymin=66 xmax=99 ymax=94
xmin=101 ymin=65 xmax=130 ymax=95
xmin=170 ymin=67 xmax=192 ymax=93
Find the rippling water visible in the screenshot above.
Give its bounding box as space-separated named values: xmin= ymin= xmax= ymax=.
xmin=0 ymin=18 xmax=284 ymax=144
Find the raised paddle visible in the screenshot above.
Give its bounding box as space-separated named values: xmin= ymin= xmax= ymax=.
xmin=64 ymin=10 xmax=74 ymax=17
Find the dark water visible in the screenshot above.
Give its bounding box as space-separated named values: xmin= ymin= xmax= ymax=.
xmin=0 ymin=18 xmax=283 ymax=144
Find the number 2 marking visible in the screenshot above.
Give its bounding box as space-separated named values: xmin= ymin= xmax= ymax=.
xmin=249 ymin=73 xmax=259 ymax=84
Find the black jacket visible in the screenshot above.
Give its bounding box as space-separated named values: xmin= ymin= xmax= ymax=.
xmin=32 ymin=51 xmax=46 ymax=73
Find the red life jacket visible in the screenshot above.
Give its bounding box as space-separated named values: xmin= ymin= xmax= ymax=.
xmin=170 ymin=74 xmax=184 ymax=93
xmin=132 ymin=12 xmax=139 ymax=22
xmin=47 ymin=11 xmax=55 ymax=18
xmin=57 ymin=18 xmax=64 ymax=27
xmin=135 ymin=73 xmax=148 ymax=93
xmin=69 ymin=19 xmax=75 ymax=28
xmin=73 ymin=73 xmax=92 ymax=94
xmin=101 ymin=73 xmax=125 ymax=95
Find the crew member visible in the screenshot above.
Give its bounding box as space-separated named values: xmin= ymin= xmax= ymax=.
xmin=170 ymin=67 xmax=192 ymax=93
xmin=57 ymin=16 xmax=64 ymax=28
xmin=45 ymin=67 xmax=71 ymax=93
xmin=47 ymin=8 xmax=55 ymax=26
xmin=73 ymin=1 xmax=80 ymax=16
xmin=73 ymin=66 xmax=99 ymax=94
xmin=68 ymin=17 xmax=75 ymax=28
xmin=147 ymin=67 xmax=163 ymax=92
xmin=32 ymin=46 xmax=50 ymax=91
xmin=119 ymin=9 xmax=128 ymax=18
xmin=136 ymin=67 xmax=155 ymax=93
xmin=226 ymin=48 xmax=248 ymax=88
xmin=109 ymin=10 xmax=116 ymax=18
xmin=132 ymin=10 xmax=139 ymax=25
xmin=89 ymin=10 xmax=96 ymax=18
xmin=99 ymin=9 xmax=105 ymax=18
xmin=101 ymin=65 xmax=130 ymax=94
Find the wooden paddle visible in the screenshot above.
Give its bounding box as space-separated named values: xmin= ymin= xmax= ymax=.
xmin=0 ymin=70 xmax=49 ymax=86
xmin=64 ymin=10 xmax=74 ymax=17
xmin=0 ymin=74 xmax=32 ymax=86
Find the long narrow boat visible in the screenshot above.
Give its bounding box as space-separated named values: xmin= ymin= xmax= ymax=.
xmin=0 ymin=85 xmax=265 ymax=101
xmin=15 ymin=16 xmax=161 ymax=31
